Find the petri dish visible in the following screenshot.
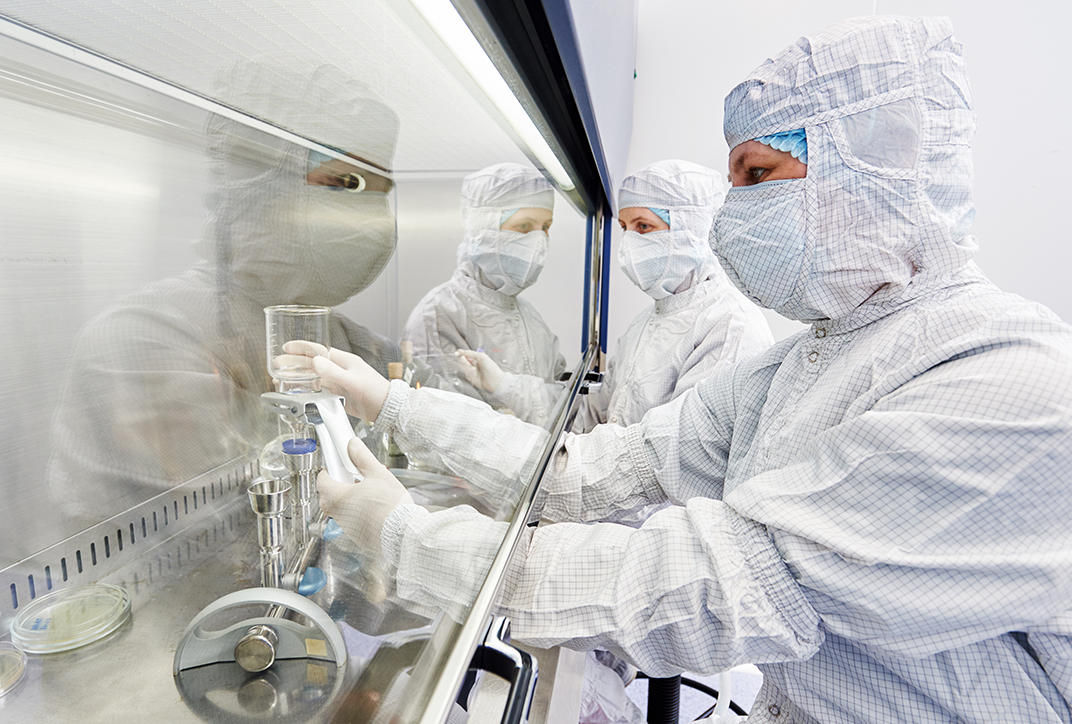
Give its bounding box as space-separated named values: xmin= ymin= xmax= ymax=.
xmin=10 ymin=584 xmax=131 ymax=654
xmin=0 ymin=641 xmax=27 ymax=697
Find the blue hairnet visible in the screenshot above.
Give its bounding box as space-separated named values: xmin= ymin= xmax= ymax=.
xmin=648 ymin=208 xmax=671 ymax=226
xmin=499 ymin=208 xmax=521 ymax=226
xmin=754 ymin=129 xmax=808 ymax=164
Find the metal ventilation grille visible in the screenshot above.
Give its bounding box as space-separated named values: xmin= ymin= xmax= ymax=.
xmin=0 ymin=459 xmax=256 ymax=623
xmin=0 ymin=0 xmax=530 ymax=172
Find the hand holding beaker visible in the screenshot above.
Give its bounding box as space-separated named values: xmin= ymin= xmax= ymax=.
xmin=308 ymin=349 xmax=391 ymax=422
xmin=265 ymin=305 xmax=331 ymax=393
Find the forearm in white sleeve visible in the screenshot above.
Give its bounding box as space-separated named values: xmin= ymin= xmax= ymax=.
xmin=379 ymin=490 xmax=822 ymax=676
xmin=491 ymin=371 xmax=560 ymax=426
xmin=540 ymin=374 xmax=739 ymax=524
xmin=382 ymin=503 xmax=517 ymax=623
xmin=374 ymin=379 xmax=548 ymax=507
xmin=499 ymin=499 xmax=823 ymax=676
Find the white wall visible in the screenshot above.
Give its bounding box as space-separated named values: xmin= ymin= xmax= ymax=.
xmin=608 ymin=0 xmax=1072 ymax=347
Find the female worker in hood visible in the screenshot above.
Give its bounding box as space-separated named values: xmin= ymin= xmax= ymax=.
xmin=47 ymin=59 xmax=401 ymax=531
xmin=401 ymin=163 xmax=566 ymax=422
xmin=460 ymin=159 xmax=773 ymax=435
xmin=310 ymin=17 xmax=1072 ymax=723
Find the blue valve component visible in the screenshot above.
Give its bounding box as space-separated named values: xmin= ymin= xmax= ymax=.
xmin=322 ymin=518 xmax=344 ymax=541
xmin=282 ymin=438 xmax=317 ymax=455
xmin=298 ymin=566 xmax=327 ymax=597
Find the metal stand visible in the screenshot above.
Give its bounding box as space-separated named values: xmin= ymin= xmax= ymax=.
xmin=647 ymin=675 xmax=681 ymax=724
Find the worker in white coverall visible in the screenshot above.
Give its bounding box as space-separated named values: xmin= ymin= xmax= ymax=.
xmin=458 ymin=159 xmax=772 ymax=439
xmin=47 ymin=60 xmax=401 ymax=534
xmin=400 ymin=163 xmax=566 ymax=424
xmin=456 ymin=159 xmax=774 ymax=720
xmin=310 ymin=16 xmax=1072 ymax=724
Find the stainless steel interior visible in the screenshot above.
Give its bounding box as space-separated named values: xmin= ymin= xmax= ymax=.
xmin=0 ymin=0 xmax=593 ymax=720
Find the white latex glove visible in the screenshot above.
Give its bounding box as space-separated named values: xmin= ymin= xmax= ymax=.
xmin=455 ymin=350 xmax=505 ymax=393
xmin=317 ymin=436 xmax=414 ymax=555
xmin=296 ymin=346 xmax=391 ymax=422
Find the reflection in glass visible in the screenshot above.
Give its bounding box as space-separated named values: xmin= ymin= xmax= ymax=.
xmin=401 ymin=163 xmax=566 ymax=425
xmin=264 ymin=305 xmax=331 ymax=393
xmin=45 ymin=59 xmax=401 ymax=532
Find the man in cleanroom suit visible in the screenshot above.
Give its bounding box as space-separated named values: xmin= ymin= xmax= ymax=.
xmin=401 ymin=162 xmax=566 ymax=423
xmin=46 ymin=60 xmax=400 ymax=534
xmin=311 ymin=17 xmax=1072 ymax=723
xmin=459 ymin=159 xmax=773 ymax=435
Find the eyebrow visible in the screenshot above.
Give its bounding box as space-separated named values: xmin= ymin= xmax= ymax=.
xmin=730 ymin=151 xmax=751 ymax=175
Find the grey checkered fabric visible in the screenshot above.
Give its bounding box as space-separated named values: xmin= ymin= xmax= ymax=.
xmin=376 ymin=17 xmax=1072 ymax=722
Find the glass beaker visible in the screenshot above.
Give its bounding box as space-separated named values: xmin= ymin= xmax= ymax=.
xmin=265 ymin=305 xmax=331 ymax=393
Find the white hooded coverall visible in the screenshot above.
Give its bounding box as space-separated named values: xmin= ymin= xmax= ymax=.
xmin=366 ymin=17 xmax=1072 ymax=724
xmin=48 ymin=61 xmax=401 ymax=531
xmin=573 ymin=160 xmax=772 ymax=432
xmin=401 ymin=163 xmax=566 ymax=419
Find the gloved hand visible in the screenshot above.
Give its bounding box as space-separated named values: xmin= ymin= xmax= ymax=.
xmin=295 ymin=346 xmax=391 ymax=422
xmin=317 ymin=436 xmax=415 ymax=555
xmin=455 ymin=350 xmax=505 ymax=392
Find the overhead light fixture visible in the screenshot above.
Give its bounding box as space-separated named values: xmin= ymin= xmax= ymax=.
xmin=408 ymin=0 xmax=576 ymax=191
xmin=0 ymin=17 xmax=384 ymax=181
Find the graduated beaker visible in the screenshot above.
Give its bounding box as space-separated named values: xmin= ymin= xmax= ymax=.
xmin=265 ymin=305 xmax=330 ymax=393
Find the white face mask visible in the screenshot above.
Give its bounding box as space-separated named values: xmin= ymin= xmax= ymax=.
xmin=229 ymin=188 xmax=397 ymax=307
xmin=619 ymin=230 xmax=675 ymax=300
xmin=619 ymin=229 xmax=714 ymax=300
xmin=713 ymin=178 xmax=817 ymax=319
xmin=469 ymin=229 xmax=548 ymax=296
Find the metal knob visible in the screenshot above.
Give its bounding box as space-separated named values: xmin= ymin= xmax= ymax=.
xmin=234 ymin=624 xmax=279 ymax=673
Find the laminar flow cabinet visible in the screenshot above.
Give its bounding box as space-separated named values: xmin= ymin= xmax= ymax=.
xmin=0 ymin=0 xmax=635 ymax=721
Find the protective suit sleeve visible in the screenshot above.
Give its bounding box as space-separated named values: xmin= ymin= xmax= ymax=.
xmin=501 ymin=500 xmax=823 ymax=676
xmin=568 ymin=357 xmax=614 ymax=434
xmin=377 ymin=364 xmax=823 ymax=675
xmin=488 ymin=327 xmax=568 ymax=425
xmin=490 ymin=371 xmax=565 ymax=426
xmin=539 ymin=369 xmax=742 ymax=524
xmin=379 ymin=486 xmax=823 ymax=676
xmin=374 ymin=380 xmax=549 ymax=510
xmin=401 ymin=286 xmax=489 ymax=402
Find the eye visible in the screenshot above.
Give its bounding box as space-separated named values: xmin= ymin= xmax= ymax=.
xmin=749 ymin=167 xmax=766 ymax=184
xmin=637 ymin=223 xmax=652 ymax=233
